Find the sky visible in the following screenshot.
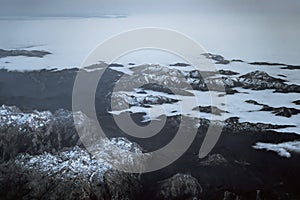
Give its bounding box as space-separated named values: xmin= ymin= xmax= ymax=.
xmin=0 ymin=0 xmax=299 ymax=17
xmin=0 ymin=0 xmax=299 ymax=67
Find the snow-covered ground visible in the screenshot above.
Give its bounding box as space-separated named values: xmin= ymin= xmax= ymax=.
xmin=106 ymin=61 xmax=300 ymax=134
xmin=1 ymin=13 xmax=300 ymax=70
xmin=253 ymin=141 xmax=300 ymax=158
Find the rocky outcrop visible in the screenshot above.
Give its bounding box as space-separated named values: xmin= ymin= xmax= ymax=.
xmin=216 ymin=70 xmax=300 ymax=93
xmin=112 ymin=64 xmax=194 ymax=96
xmin=0 ymin=104 xmax=146 ymax=199
xmin=223 ymin=117 xmax=295 ymax=133
xmin=238 ymin=71 xmax=286 ymax=90
xmin=0 ymin=105 xmax=85 ymax=161
xmin=260 ymin=105 xmax=300 ymax=117
xmin=281 ymin=65 xmax=300 ymax=70
xmin=0 ymin=49 xmax=51 ymax=58
xmin=110 ymin=93 xmax=179 ymax=110
xmin=198 ymin=154 xmax=228 ymax=166
xmin=0 ymin=100 xmax=156 ymax=199
xmin=182 ymin=69 xmax=238 ymax=79
xmin=249 ymin=61 xmax=300 ymax=70
xmin=202 ymin=53 xmax=230 ymax=64
xmin=0 ymin=146 xmax=142 ymax=200
xmin=246 ymin=100 xmax=300 ymax=117
xmin=293 ymin=100 xmax=300 ymax=105
xmin=108 ymin=63 xmax=124 ymax=67
xmin=155 ymin=174 xmax=202 ymax=200
xmin=103 ymin=169 xmax=141 ymax=200
xmin=194 ymin=116 xmax=295 ymax=133
xmin=202 ymin=52 xmax=300 ymax=70
xmin=0 ymin=103 xmax=148 ymax=166
xmin=169 ymin=63 xmax=190 ymax=66
xmin=193 ymin=105 xmax=228 ymax=116
xmin=181 ymin=69 xmax=300 ymax=94
xmin=218 ymin=69 xmax=239 ymax=75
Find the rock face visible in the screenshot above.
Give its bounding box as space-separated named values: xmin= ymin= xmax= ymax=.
xmin=0 ymin=146 xmax=142 ymax=200
xmin=0 ymin=49 xmax=51 ymax=58
xmin=0 ymin=105 xmax=144 ymax=200
xmin=0 ymin=105 xmax=85 ymax=161
xmin=103 ymin=169 xmax=142 ymax=200
xmin=1 ymin=146 xmax=110 ymax=199
xmin=155 ymin=174 xmax=202 ymax=200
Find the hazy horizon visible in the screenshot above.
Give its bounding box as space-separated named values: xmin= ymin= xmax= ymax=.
xmin=0 ymin=0 xmax=299 ymax=17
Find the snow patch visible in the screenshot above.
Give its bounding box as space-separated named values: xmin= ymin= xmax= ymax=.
xmin=253 ymin=141 xmax=300 ymax=158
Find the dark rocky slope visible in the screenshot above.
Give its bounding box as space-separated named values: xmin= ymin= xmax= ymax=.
xmin=1 ymin=105 xmax=300 ymax=199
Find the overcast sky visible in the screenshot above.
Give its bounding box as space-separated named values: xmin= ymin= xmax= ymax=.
xmin=0 ymin=0 xmax=299 ymax=17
